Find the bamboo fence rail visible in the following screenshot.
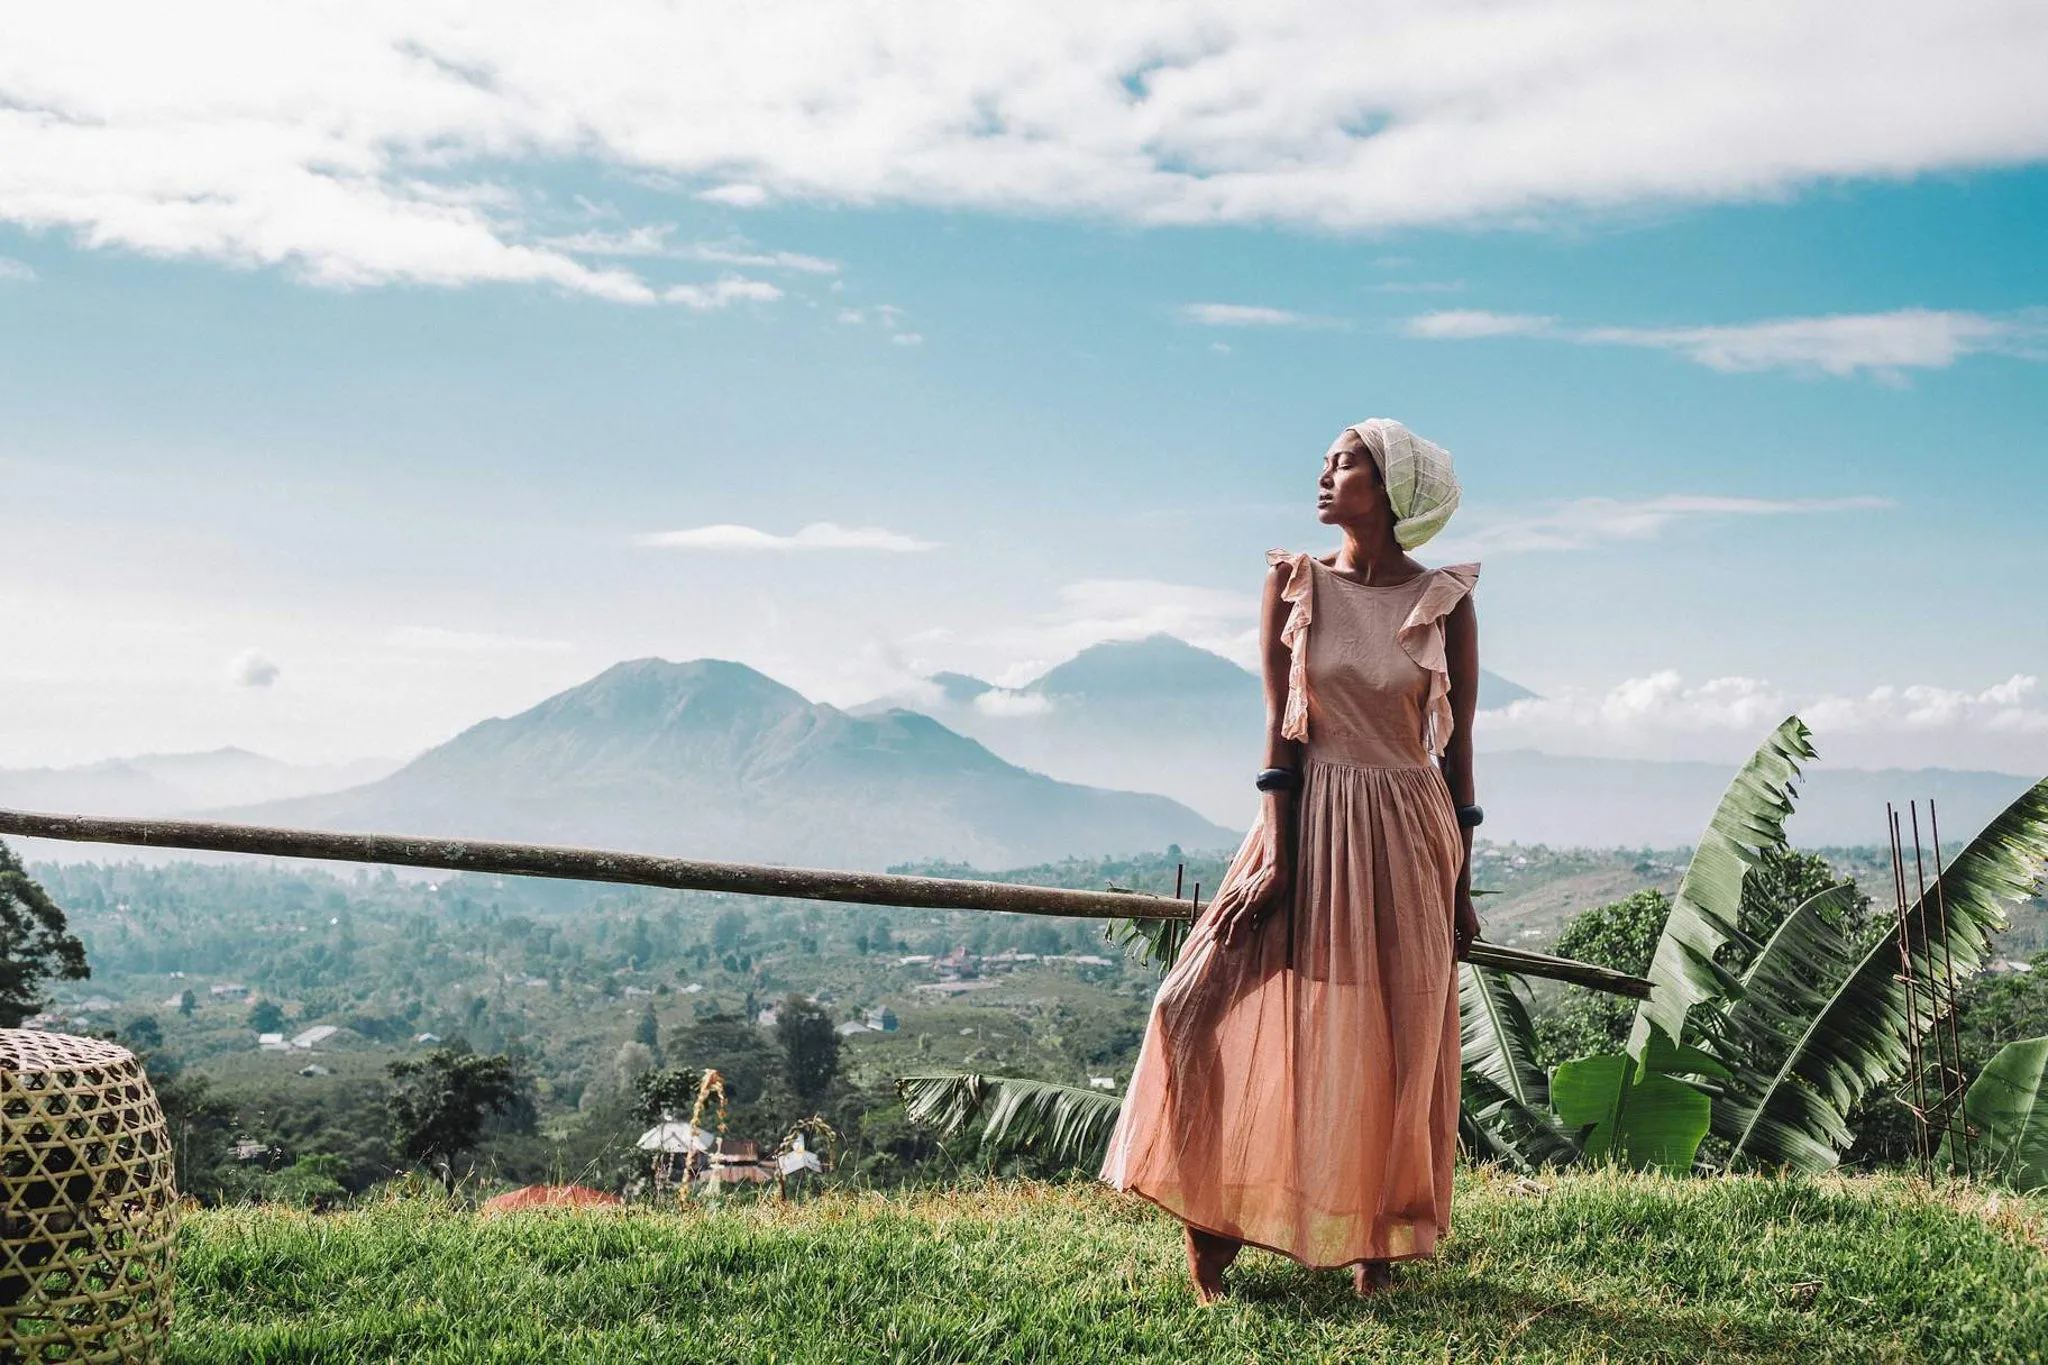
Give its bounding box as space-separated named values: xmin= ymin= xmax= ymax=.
xmin=0 ymin=808 xmax=1650 ymax=998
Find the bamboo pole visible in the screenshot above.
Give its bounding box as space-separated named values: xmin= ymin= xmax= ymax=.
xmin=0 ymin=807 xmax=1651 ymax=998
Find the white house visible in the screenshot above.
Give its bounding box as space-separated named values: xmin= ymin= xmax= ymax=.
xmin=290 ymin=1025 xmax=339 ymax=1050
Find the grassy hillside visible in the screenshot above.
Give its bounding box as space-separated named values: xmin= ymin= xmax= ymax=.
xmin=168 ymin=1170 xmax=2046 ymax=1364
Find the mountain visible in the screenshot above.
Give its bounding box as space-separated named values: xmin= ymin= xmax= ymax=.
xmin=1479 ymin=750 xmax=2037 ymax=850
xmin=863 ymin=634 xmax=1540 ymax=825
xmin=235 ymin=659 xmax=1232 ymax=869
xmin=0 ymin=748 xmax=400 ymax=816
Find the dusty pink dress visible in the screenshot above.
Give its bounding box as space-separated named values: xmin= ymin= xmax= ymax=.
xmin=1099 ymin=549 xmax=1480 ymax=1268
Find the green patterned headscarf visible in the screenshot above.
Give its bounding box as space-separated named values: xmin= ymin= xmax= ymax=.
xmin=1347 ymin=418 xmax=1461 ymax=550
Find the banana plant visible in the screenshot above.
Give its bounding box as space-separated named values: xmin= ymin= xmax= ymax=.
xmin=1710 ymin=779 xmax=2048 ymax=1173
xmin=1551 ymin=1026 xmax=1731 ymax=1173
xmin=1458 ymin=964 xmax=1578 ymax=1170
xmin=1626 ymin=715 xmax=1816 ymax=1059
xmin=895 ymin=1072 xmax=1124 ymax=1168
xmin=1942 ymin=1035 xmax=2048 ymax=1193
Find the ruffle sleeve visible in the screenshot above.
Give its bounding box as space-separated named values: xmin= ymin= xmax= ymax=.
xmin=1397 ymin=561 xmax=1480 ymax=758
xmin=1265 ymin=548 xmax=1314 ymax=743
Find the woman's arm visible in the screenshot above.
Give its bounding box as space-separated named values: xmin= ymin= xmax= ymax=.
xmin=1214 ymin=561 xmax=1304 ymax=948
xmin=1442 ymin=593 xmax=1480 ymax=959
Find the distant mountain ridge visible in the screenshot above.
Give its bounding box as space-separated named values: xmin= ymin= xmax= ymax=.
xmin=0 ymin=748 xmax=399 ymax=816
xmin=235 ymin=658 xmax=1232 ymax=869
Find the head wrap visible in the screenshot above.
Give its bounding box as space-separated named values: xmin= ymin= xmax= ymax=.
xmin=1340 ymin=418 xmax=1461 ymax=550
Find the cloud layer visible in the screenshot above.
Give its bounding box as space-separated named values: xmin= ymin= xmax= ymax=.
xmin=1409 ymin=308 xmax=2048 ymax=379
xmin=1433 ymin=492 xmax=1891 ymax=558
xmin=5 ymin=3 xmax=2045 ymax=295
xmin=634 ymin=522 xmax=938 ymax=552
xmin=1479 ymin=670 xmax=2048 ymax=771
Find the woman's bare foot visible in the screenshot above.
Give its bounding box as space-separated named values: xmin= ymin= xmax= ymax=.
xmin=1351 ymin=1259 xmax=1394 ymax=1298
xmin=1184 ymin=1225 xmax=1240 ymax=1305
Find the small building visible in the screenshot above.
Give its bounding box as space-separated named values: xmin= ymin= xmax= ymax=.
xmin=230 ymin=1141 xmax=271 ymax=1162
xmin=895 ymin=954 xmax=934 ymax=967
xmin=414 ymin=1032 xmax=442 ymax=1045
xmin=290 ymin=1025 xmax=340 ymax=1050
xmin=257 ymin=1033 xmax=289 ymax=1051
xmin=778 ymin=1132 xmax=824 ymax=1177
xmin=297 ymin=1064 xmax=331 ymax=1078
xmin=756 ymin=1007 xmax=780 ymax=1028
xmin=1089 ymin=1076 xmax=1119 ymax=1091
xmin=210 ymin=983 xmax=250 ymax=1000
xmin=863 ymin=1007 xmax=898 ymax=1032
xmin=834 ymin=1021 xmax=872 ymax=1036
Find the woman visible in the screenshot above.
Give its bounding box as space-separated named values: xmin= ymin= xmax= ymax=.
xmin=1098 ymin=417 xmax=1482 ymax=1303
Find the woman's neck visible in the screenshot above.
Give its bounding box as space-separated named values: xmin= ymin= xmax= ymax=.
xmin=1332 ymin=526 xmax=1408 ymax=583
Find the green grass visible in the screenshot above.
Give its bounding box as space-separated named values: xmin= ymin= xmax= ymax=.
xmin=167 ymin=1168 xmax=2047 ymax=1364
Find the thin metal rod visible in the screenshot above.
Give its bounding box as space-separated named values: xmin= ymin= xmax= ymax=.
xmin=1909 ymin=803 xmax=1956 ymax=1176
xmin=1928 ymin=802 xmax=1973 ymax=1180
xmin=1889 ymin=804 xmax=1930 ymax=1178
xmin=0 ymin=806 xmax=1654 ymax=998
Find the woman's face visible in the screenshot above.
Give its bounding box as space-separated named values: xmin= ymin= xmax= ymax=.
xmin=1316 ymin=428 xmax=1387 ymax=527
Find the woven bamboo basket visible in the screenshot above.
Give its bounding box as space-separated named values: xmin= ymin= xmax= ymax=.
xmin=1 ymin=1030 xmax=177 ymax=1363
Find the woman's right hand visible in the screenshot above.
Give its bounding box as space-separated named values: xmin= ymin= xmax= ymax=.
xmin=1212 ymin=843 xmax=1291 ymax=950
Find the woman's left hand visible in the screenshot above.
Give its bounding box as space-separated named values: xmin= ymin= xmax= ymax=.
xmin=1453 ymin=889 xmax=1481 ymax=962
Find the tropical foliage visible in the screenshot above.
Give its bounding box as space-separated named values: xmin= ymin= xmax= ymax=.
xmin=0 ymin=837 xmax=90 ymax=1027
xmin=1945 ymin=1036 xmax=2048 ymax=1193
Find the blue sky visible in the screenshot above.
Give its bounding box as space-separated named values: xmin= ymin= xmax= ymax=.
xmin=2 ymin=4 xmax=2045 ymax=774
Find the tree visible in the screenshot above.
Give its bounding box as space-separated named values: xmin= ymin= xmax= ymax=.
xmin=178 ymin=989 xmax=197 ymax=1018
xmin=0 ymin=840 xmax=90 ymax=1028
xmin=775 ymin=995 xmax=842 ymax=1104
xmin=387 ymin=1046 xmax=525 ymax=1192
xmin=249 ymin=999 xmax=287 ymax=1034
xmin=1535 ymin=889 xmax=1668 ymax=1065
xmin=121 ymin=1014 xmax=164 ymax=1052
xmin=632 ymin=1002 xmax=661 ymax=1056
xmin=668 ymin=1012 xmax=778 ymax=1104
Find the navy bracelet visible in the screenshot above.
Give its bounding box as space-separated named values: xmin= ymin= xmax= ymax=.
xmin=1254 ymin=767 xmax=1302 ymax=792
xmin=1456 ymin=803 xmax=1485 ymax=828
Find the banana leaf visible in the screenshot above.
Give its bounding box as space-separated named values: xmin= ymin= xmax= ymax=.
xmin=1627 ymin=716 xmax=1814 ymax=1059
xmin=1713 ymin=779 xmax=2048 ymax=1173
xmin=1944 ymin=1035 xmax=2048 ymax=1194
xmin=1553 ymin=1026 xmax=1730 ymax=1173
xmin=896 ymin=1072 xmax=1124 ymax=1168
xmin=1459 ymin=964 xmax=1579 ymax=1169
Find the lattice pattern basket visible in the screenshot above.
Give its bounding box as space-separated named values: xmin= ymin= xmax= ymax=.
xmin=1 ymin=1030 xmax=177 ymax=1363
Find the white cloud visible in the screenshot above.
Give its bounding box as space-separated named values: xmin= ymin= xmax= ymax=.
xmin=1478 ymin=670 xmax=2048 ymax=771
xmin=633 ymin=521 xmax=939 ymax=552
xmin=541 ymin=225 xmax=838 ymax=273
xmin=661 ymin=276 xmax=782 ymax=310
xmin=1406 ymin=310 xmax=1554 ymax=339
xmin=227 ymin=649 xmax=280 ymax=688
xmin=388 ymin=626 xmax=572 ymax=653
xmin=973 ymin=690 xmax=1056 ymax=718
xmin=6 ymin=4 xmax=2045 ymax=295
xmin=1180 ymin=303 xmax=1328 ymax=327
xmin=698 ymin=183 xmax=769 ymax=208
xmin=0 ymin=257 xmax=34 ymax=283
xmin=1433 ymin=493 xmax=1891 ymax=558
xmin=1409 ymin=308 xmax=2048 ymax=379
xmin=890 ymin=331 xmax=924 ymax=346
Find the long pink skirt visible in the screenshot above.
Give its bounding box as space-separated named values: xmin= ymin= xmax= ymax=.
xmin=1098 ymin=758 xmax=1464 ymax=1268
